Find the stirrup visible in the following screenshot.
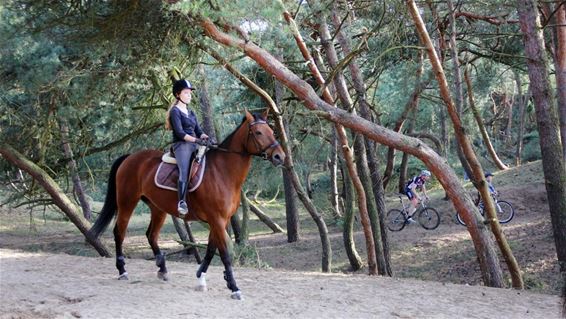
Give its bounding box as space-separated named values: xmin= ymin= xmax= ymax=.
xmin=178 ymin=200 xmax=188 ymax=217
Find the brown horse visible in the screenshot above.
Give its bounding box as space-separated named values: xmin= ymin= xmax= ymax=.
xmin=89 ymin=110 xmax=285 ymax=300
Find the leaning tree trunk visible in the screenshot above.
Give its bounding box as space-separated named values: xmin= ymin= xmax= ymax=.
xmin=464 ymin=67 xmax=509 ymax=170
xmin=0 ymin=143 xmax=111 ymax=257
xmin=318 ymin=13 xmax=386 ymax=275
xmin=517 ymin=0 xmax=566 ymax=282
xmin=408 ymin=0 xmax=521 ymax=288
xmin=194 ymin=41 xmax=332 ymax=271
xmin=197 ymin=14 xmax=506 ymax=287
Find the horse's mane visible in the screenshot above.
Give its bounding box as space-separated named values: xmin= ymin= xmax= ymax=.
xmin=217 ymin=113 xmax=264 ymax=149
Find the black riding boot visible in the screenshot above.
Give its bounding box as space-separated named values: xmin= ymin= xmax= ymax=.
xmin=177 ymin=181 xmax=188 ymax=217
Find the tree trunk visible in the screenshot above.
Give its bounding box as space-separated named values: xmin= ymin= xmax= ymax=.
xmin=328 ymin=130 xmax=341 ymax=221
xmin=239 ymin=190 xmax=250 ymax=243
xmin=342 ymin=161 xmax=364 ymax=271
xmin=243 ymin=194 xmax=285 ymax=234
xmin=274 ymin=67 xmax=301 ymax=241
xmin=517 ymin=0 xmax=566 ymax=280
xmin=198 ymin=14 xmax=506 ymax=287
xmin=514 ymin=72 xmax=528 ymax=165
xmin=59 ymin=120 xmax=92 ymax=220
xmin=408 ymin=0 xmax=521 ymax=288
xmin=0 ymin=143 xmax=111 ymax=257
xmin=194 ymin=40 xmax=332 ymax=271
xmin=551 ymin=2 xmax=566 ymax=159
xmin=463 ymin=67 xmax=509 ymax=170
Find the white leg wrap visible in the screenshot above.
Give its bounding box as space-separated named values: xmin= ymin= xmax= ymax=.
xmin=197 ymin=272 xmax=207 ymax=287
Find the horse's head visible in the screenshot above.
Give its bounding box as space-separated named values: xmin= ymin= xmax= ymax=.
xmin=244 ymin=110 xmax=285 ymax=167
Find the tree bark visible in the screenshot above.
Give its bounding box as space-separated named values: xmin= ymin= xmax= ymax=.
xmin=408 ymin=0 xmax=520 ymax=288
xmin=517 ymin=0 xmax=566 ymax=280
xmin=0 ymin=143 xmax=111 ymax=257
xmin=551 ymin=2 xmax=566 ymax=159
xmin=463 ymin=67 xmax=509 ymax=170
xmin=243 ymin=194 xmax=285 ymax=234
xmin=198 ymin=14 xmax=505 ymax=286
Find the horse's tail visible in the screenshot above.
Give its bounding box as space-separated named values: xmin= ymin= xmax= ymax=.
xmin=89 ymin=154 xmax=130 ymax=239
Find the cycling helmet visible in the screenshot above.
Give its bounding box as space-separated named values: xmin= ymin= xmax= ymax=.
xmin=485 ymin=172 xmax=494 ymax=178
xmin=172 ymin=79 xmax=195 ymax=97
xmin=421 ymin=170 xmax=431 ymax=177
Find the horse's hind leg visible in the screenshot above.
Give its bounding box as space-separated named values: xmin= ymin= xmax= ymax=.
xmin=146 ymin=203 xmax=169 ymax=281
xmin=113 ymin=198 xmax=138 ymax=280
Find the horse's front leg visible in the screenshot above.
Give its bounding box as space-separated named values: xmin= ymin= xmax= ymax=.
xmin=195 ymin=241 xmax=216 ymax=291
xmin=219 ymin=244 xmax=242 ymax=300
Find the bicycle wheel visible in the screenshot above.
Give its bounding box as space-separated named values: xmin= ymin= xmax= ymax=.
xmin=387 ymin=209 xmax=406 ymax=232
xmin=495 ymin=200 xmax=514 ymax=224
xmin=456 ymin=212 xmax=467 ymax=226
xmin=418 ymin=207 xmax=440 ymax=230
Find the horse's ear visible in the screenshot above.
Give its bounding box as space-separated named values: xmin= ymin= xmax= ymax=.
xmin=244 ymin=109 xmax=254 ymax=122
xmin=261 ymin=108 xmax=269 ymax=120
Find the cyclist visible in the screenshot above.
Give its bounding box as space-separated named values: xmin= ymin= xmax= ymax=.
xmin=476 ymin=172 xmax=497 ymax=208
xmin=404 ymin=170 xmax=432 ymax=223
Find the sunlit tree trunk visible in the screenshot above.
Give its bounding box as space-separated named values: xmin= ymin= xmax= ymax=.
xmin=517 ymin=0 xmax=566 ymax=283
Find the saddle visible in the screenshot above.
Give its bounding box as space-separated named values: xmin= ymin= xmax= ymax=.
xmin=154 ymin=145 xmax=207 ymax=192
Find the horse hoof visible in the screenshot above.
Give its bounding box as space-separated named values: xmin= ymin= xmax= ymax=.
xmin=231 ymin=290 xmax=243 ymax=300
xmin=195 ymin=285 xmax=207 ymax=292
xmin=157 ymin=271 xmax=169 ymax=281
xmin=118 ymin=272 xmax=129 ymax=280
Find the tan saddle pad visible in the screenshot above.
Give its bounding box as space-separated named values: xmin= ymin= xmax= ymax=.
xmin=154 ymin=154 xmax=206 ymax=192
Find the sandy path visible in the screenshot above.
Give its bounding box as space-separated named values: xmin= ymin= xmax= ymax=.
xmin=0 ymin=249 xmax=561 ymax=319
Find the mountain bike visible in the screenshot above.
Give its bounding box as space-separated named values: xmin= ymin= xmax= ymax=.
xmin=456 ymin=194 xmax=514 ymax=226
xmin=386 ymin=195 xmax=440 ymax=231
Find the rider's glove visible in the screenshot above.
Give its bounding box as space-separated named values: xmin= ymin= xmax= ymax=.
xmin=195 ymin=139 xmax=208 ymax=146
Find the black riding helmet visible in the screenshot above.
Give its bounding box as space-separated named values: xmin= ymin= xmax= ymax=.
xmin=172 ymin=79 xmax=196 ymax=97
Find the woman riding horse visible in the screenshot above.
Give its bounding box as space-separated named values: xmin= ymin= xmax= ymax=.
xmin=89 ymin=110 xmax=284 ymax=300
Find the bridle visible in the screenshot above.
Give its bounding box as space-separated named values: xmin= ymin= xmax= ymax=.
xmin=245 ymin=119 xmax=280 ymax=160
xmin=211 ymin=119 xmax=280 ymax=160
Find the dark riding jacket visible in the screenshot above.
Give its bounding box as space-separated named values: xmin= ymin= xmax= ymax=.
xmin=170 ymin=107 xmax=203 ymax=143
